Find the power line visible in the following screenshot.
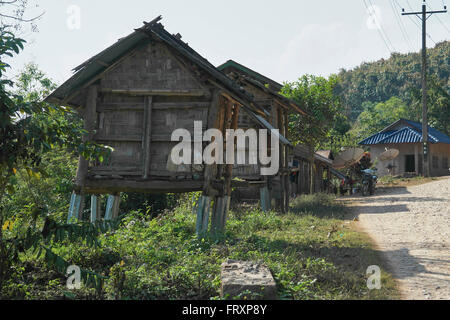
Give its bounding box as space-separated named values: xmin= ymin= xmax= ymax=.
xmin=362 ymin=0 xmax=395 ymax=53
xmin=426 ymin=2 xmax=450 ymax=35
xmin=401 ymin=1 xmax=447 ymax=177
xmin=390 ymin=0 xmax=414 ymax=51
xmin=404 ymin=0 xmax=437 ymax=44
xmin=368 ymin=0 xmax=397 ymax=51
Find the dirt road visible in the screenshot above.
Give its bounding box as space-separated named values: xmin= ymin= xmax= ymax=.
xmin=347 ymin=177 xmax=450 ymax=300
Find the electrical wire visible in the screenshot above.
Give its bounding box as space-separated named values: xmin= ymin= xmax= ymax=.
xmin=404 ymin=0 xmax=437 ymax=44
xmin=426 ymin=2 xmax=450 ymax=35
xmin=362 ymin=0 xmax=395 ymax=53
xmin=368 ymin=0 xmax=397 ymax=51
xmin=389 ymin=0 xmax=414 ymax=51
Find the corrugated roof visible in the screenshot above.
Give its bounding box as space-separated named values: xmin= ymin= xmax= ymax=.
xmin=378 ymin=127 xmax=424 ymax=144
xmin=359 ymin=119 xmax=450 ymax=145
xmin=403 ymin=119 xmax=450 ymax=144
xmin=359 ymin=131 xmax=396 ymax=145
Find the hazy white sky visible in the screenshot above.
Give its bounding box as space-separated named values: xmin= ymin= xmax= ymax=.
xmin=5 ymin=0 xmax=450 ymax=85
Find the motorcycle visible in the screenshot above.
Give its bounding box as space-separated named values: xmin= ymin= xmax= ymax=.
xmin=361 ymin=168 xmax=377 ymax=196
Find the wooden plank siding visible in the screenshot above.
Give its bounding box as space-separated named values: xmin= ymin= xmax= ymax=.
xmin=82 ymin=40 xmax=215 ymax=186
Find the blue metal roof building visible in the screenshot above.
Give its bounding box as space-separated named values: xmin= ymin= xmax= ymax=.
xmin=359 ymin=119 xmax=450 ymax=146
xmin=358 ymin=119 xmax=450 ymax=177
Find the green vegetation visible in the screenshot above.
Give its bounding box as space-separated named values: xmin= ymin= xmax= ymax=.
xmin=0 ymin=194 xmax=399 ymax=300
xmin=336 ymin=41 xmax=449 ymax=141
xmin=0 ymin=12 xmax=408 ymax=300
xmin=281 ymin=75 xmax=345 ymax=191
xmin=282 ymin=41 xmax=450 ymax=154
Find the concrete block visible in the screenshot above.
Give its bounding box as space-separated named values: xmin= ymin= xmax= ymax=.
xmin=220 ymin=260 xmax=277 ymax=300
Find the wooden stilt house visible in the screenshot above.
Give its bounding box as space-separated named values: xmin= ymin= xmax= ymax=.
xmin=291 ymin=145 xmax=333 ymax=195
xmin=217 ymin=60 xmax=307 ymax=212
xmin=45 ymin=16 xmax=289 ymax=234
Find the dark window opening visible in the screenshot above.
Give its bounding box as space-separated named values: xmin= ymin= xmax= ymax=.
xmin=405 ymin=155 xmax=415 ymax=172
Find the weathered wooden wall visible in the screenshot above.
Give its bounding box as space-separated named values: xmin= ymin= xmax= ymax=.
xmin=73 ymin=40 xmax=226 ymax=194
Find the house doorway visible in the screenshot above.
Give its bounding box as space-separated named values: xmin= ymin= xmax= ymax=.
xmin=405 ymin=155 xmax=415 ymax=172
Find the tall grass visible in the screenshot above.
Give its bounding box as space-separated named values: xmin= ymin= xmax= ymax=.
xmin=290 ymin=193 xmax=347 ymax=219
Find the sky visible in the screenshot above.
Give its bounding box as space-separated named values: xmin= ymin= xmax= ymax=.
xmin=3 ymin=0 xmax=450 ymax=86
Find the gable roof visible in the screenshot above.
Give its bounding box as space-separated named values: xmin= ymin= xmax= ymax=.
xmin=359 ymin=119 xmax=450 ymax=145
xmin=218 ymin=61 xmax=307 ymax=116
xmin=230 ymin=72 xmax=307 ymax=116
xmin=44 ymin=16 xmax=293 ymax=145
xmin=217 ymin=60 xmax=283 ymax=91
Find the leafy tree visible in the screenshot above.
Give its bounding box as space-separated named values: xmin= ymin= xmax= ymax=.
xmin=336 ymin=41 xmax=449 ymax=135
xmin=0 ymin=29 xmax=112 ymax=294
xmin=0 ymin=0 xmax=43 ymax=31
xmin=350 ymin=97 xmax=412 ymax=141
xmin=281 ymin=74 xmax=341 ymax=193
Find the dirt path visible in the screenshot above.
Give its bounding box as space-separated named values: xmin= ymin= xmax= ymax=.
xmin=346 ymin=177 xmax=450 ymax=300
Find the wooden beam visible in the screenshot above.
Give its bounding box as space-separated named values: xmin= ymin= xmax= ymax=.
xmin=94 ymin=134 xmax=142 ymax=142
xmin=214 ymin=85 xmax=266 ymax=118
xmin=99 ymin=88 xmax=209 ymax=97
xmin=97 ymin=104 xmax=145 ymax=112
xmin=75 ymin=85 xmax=97 ymax=190
xmin=83 ymin=179 xmax=203 ymax=194
xmin=284 ymin=110 xmax=290 ymax=211
xmin=153 ymin=102 xmax=210 ymax=110
xmin=277 ymin=107 xmax=286 ymax=213
xmin=143 ymin=96 xmax=153 ymax=179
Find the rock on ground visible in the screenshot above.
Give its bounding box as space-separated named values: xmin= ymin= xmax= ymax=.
xmin=220 ymin=260 xmax=277 ymax=299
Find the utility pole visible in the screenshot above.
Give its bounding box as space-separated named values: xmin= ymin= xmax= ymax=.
xmin=401 ymin=1 xmax=447 ymax=177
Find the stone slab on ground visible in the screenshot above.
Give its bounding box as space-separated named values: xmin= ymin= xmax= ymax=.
xmin=220 ymin=259 xmax=277 ymax=299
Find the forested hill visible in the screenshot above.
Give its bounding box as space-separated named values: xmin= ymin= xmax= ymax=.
xmin=335 ymin=40 xmax=449 ymax=125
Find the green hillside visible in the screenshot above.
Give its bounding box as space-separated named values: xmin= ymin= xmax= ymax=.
xmin=335 ymin=41 xmax=449 ymax=137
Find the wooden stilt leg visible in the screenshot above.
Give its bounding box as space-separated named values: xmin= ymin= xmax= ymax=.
xmin=196 ymin=195 xmax=211 ymax=236
xmin=105 ymin=194 xmax=120 ymax=220
xmin=90 ymin=195 xmax=101 ymax=223
xmin=68 ymin=192 xmax=83 ymax=223
xmin=220 ymin=196 xmax=230 ymax=230
xmin=211 ymin=196 xmax=223 ymax=234
xmin=260 ymin=186 xmax=270 ymax=212
xmin=112 ymin=194 xmax=120 ymax=219
xmin=284 ymin=174 xmax=290 ymax=212
xmin=211 ymin=195 xmax=230 ymax=234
